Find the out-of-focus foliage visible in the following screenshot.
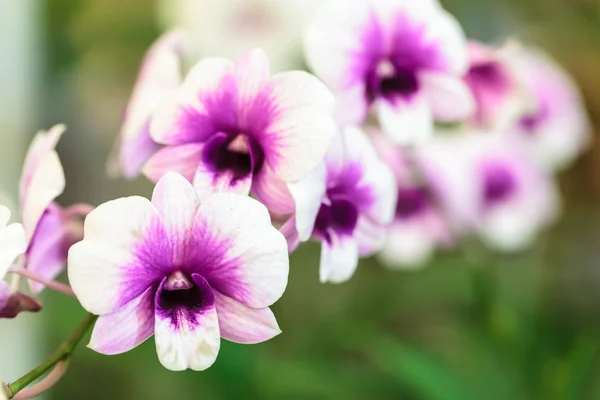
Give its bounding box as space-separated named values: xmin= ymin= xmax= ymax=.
xmin=38 ymin=0 xmax=600 ymax=399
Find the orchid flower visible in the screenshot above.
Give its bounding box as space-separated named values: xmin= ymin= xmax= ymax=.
xmin=0 ymin=205 xmax=39 ymax=318
xmin=144 ymin=48 xmax=336 ymax=212
xmin=304 ymin=0 xmax=474 ymax=143
xmin=415 ymin=132 xmax=559 ymax=252
xmin=507 ymin=45 xmax=591 ymax=172
xmin=68 ymin=173 xmax=289 ymax=371
xmin=109 ymin=30 xmax=186 ymax=179
xmin=285 ymin=127 xmax=396 ymax=283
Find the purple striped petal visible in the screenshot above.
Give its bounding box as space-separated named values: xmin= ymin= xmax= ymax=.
xmin=88 ymin=285 xmax=155 ymax=354
xmin=190 ymin=193 xmax=289 ymax=309
xmin=213 ymin=290 xmax=281 ymax=344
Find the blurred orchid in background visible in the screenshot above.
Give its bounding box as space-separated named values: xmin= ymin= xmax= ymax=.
xmin=506 ymin=45 xmax=591 ymax=173
xmin=415 ymin=132 xmax=559 ymax=252
xmin=304 ymin=0 xmax=474 ymax=143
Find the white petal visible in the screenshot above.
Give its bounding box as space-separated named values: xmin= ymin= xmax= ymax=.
xmin=21 ymin=150 xmax=65 ymax=241
xmin=376 ymin=96 xmax=433 ymax=145
xmin=235 ymin=49 xmax=271 ymax=112
xmin=287 ymin=162 xmax=327 ymax=241
xmin=251 ymin=165 xmax=295 ymax=215
xmin=319 ymin=235 xmax=359 ymax=284
xmin=194 ymin=193 xmax=289 ymax=308
xmin=193 ymin=163 xmax=253 ymax=200
xmin=420 ymin=72 xmax=475 ymax=122
xmin=150 ymin=57 xmax=235 ymax=145
xmin=88 ymin=286 xmax=155 ymax=355
xmin=378 ymin=222 xmax=435 ymax=269
xmin=0 ymin=222 xmax=26 ymax=278
xmin=263 ymin=71 xmax=337 ymax=182
xmin=68 ymin=196 xmax=164 ymax=315
xmin=154 ymin=275 xmax=220 ymax=371
xmin=214 ymin=291 xmax=281 ymax=344
xmin=341 ymin=126 xmax=398 ymax=224
xmin=151 ymin=172 xmax=200 ymax=262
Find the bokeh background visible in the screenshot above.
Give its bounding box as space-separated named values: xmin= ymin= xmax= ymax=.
xmin=1 ymin=0 xmax=599 ymax=399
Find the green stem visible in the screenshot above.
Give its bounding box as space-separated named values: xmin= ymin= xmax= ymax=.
xmin=6 ymin=313 xmax=98 ymax=399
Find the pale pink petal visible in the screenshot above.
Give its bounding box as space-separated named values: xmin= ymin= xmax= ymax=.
xmin=143 ymin=143 xmax=204 ymax=183
xmin=378 ymin=221 xmax=436 ymax=269
xmin=420 ymin=7 xmax=469 ymax=74
xmin=251 ymin=165 xmax=295 ymax=215
xmin=341 ymin=126 xmax=397 ymax=225
xmin=235 ymin=48 xmax=271 ymax=114
xmin=279 ymin=217 xmax=300 ymax=253
xmin=68 ymin=196 xmax=164 ymax=315
xmin=19 ymin=125 xmax=65 ymax=203
xmin=262 ymin=71 xmax=336 ymax=182
xmin=354 ymin=216 xmax=386 ymax=256
xmin=88 ymin=286 xmax=155 ymax=355
xmin=319 ymin=235 xmax=359 ymax=284
xmin=151 ymin=173 xmax=200 ymax=264
xmin=194 ymin=193 xmax=289 ymax=308
xmin=154 ymin=274 xmax=220 ymax=371
xmin=420 ymin=72 xmax=475 ymax=122
xmin=21 ymin=149 xmax=65 ymax=242
xmin=376 ymin=96 xmax=433 ymax=144
xmin=287 ymin=161 xmax=327 ymax=241
xmin=116 ymin=31 xmax=186 ymax=179
xmin=150 ymin=58 xmax=235 ymax=145
xmin=214 ymin=291 xmax=281 ymax=344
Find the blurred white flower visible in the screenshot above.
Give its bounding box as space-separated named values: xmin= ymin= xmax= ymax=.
xmin=506 ymin=46 xmax=591 ymax=173
xmin=158 ymin=0 xmax=321 ymax=72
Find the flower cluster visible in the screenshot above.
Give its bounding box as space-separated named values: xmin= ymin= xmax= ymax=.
xmin=0 ymin=0 xmax=590 ymax=390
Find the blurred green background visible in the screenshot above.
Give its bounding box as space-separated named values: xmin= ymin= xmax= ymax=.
xmin=5 ymin=0 xmax=600 ymax=399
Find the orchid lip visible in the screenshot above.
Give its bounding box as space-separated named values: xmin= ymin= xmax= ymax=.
xmin=164 ymin=271 xmax=193 ymax=291
xmin=202 ymin=132 xmax=265 ymax=182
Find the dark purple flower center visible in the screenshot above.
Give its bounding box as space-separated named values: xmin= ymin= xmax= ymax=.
xmin=482 ymin=163 xmax=517 ymax=207
xmin=395 ymin=186 xmax=430 ymax=220
xmin=314 ymin=199 xmax=359 ymax=242
xmin=202 ymin=132 xmax=265 ymax=182
xmin=157 ymin=272 xmax=214 ymax=328
xmin=518 ymin=107 xmax=547 ymax=134
xmin=366 ymin=61 xmax=420 ymax=104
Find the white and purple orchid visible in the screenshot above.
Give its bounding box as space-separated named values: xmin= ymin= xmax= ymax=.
xmin=370 ymin=133 xmax=451 ymax=268
xmin=304 ymin=0 xmax=474 ymax=143
xmin=109 ymin=30 xmax=186 ymax=179
xmin=20 ymin=125 xmax=88 ymax=293
xmin=464 ymin=41 xmax=523 ymax=130
xmin=0 ymin=205 xmax=40 ymax=318
xmin=144 ymin=48 xmax=336 ymax=209
xmin=284 ymin=127 xmax=396 ymax=283
xmin=415 ymin=132 xmax=559 ymax=252
xmin=507 ymin=46 xmax=591 ymax=172
xmin=68 ymin=173 xmax=289 ymax=371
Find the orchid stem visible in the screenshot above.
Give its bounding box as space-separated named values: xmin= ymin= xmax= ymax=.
xmin=8 ymin=267 xmax=76 ymax=297
xmin=6 ymin=313 xmax=97 ymax=399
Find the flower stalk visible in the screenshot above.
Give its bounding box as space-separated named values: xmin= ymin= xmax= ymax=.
xmin=5 ymin=313 xmax=97 ymax=399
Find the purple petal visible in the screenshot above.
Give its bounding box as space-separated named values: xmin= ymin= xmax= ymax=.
xmin=0 ymin=282 xmax=42 ymax=319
